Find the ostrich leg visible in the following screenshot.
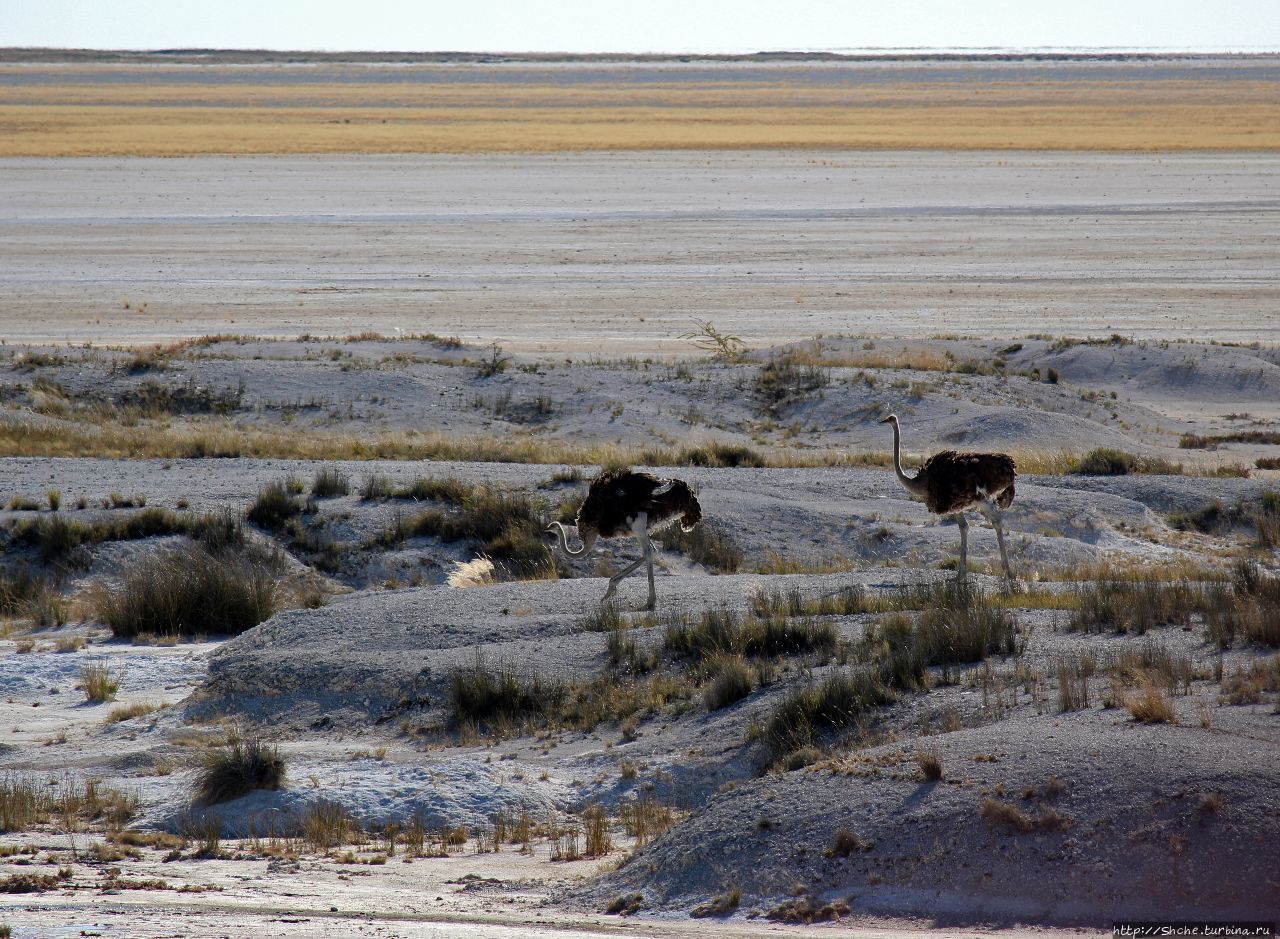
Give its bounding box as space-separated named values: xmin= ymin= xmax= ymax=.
xmin=980 ymin=503 xmax=1013 ymax=580
xmin=601 ymin=552 xmax=646 ymax=606
xmin=600 ymin=514 xmax=651 ymax=609
xmin=643 ymin=536 xmax=657 ymax=611
xmin=954 ymin=513 xmax=969 ymax=582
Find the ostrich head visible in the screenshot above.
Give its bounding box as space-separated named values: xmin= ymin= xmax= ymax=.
xmin=878 ymin=413 xmax=898 ymax=426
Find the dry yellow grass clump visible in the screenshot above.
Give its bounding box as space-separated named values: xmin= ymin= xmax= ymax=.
xmin=1 ymin=70 xmax=1277 ymax=155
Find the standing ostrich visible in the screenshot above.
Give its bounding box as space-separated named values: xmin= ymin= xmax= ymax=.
xmin=879 ymin=414 xmax=1016 ymax=581
xmin=546 ymin=468 xmax=702 ymax=610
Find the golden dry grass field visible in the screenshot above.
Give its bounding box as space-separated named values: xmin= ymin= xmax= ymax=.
xmin=2 ymin=58 xmax=1279 ymax=154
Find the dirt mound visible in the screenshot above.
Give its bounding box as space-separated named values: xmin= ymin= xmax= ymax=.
xmin=576 ymin=709 xmax=1280 ymax=924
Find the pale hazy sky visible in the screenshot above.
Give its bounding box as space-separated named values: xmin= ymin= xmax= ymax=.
xmin=3 ymin=0 xmax=1278 ymax=53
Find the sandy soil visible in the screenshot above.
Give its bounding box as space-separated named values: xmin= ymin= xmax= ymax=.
xmin=2 ymin=152 xmax=1278 ymax=350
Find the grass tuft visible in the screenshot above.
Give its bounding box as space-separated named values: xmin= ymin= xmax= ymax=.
xmin=193 ymin=736 xmax=286 ymax=806
xmin=762 ymin=669 xmax=893 ymax=766
xmin=703 ymin=655 xmax=755 ymax=711
xmin=311 ymin=467 xmax=350 ymax=498
xmin=92 ymin=542 xmax=276 ymax=638
xmin=80 ymin=662 xmax=119 ymax=703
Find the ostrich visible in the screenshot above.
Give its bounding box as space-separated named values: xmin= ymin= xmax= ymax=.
xmin=545 ymin=468 xmax=702 ymax=610
xmin=879 ymin=414 xmax=1016 ymax=581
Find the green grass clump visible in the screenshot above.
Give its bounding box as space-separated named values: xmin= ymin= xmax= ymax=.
xmin=762 ymin=669 xmax=894 ymax=766
xmin=397 ymin=487 xmax=554 ymax=579
xmin=1204 ymin=561 xmax=1280 ymax=648
xmin=448 ymin=657 xmax=565 ymax=733
xmin=10 ymin=508 xmax=241 ymax=566
xmin=1070 ymin=448 xmax=1181 ymax=476
xmin=655 ymin=522 xmax=742 ymax=573
xmin=887 ymin=581 xmax=1017 ymax=665
xmin=80 ymin=662 xmax=119 ymax=703
xmin=246 ymin=480 xmax=308 ymax=530
xmin=703 ymin=655 xmax=754 ymax=711
xmin=394 ymin=476 xmax=472 ymax=503
xmin=93 ymin=542 xmax=276 ymax=638
xmin=0 ymin=567 xmax=61 ymax=624
xmin=311 ymin=467 xmax=350 ymax=498
xmin=676 ymin=441 xmax=766 ymax=468
xmin=194 ymin=736 xmax=286 ymax=806
xmin=1068 ymin=576 xmax=1206 ymax=635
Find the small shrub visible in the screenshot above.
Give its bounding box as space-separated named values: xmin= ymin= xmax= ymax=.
xmin=605 ymin=893 xmax=644 ymax=915
xmin=655 ymin=522 xmax=742 ymax=573
xmin=361 ymin=474 xmax=394 ymax=500
xmin=1071 ymin=447 xmax=1137 ymax=475
xmin=394 ymin=476 xmax=471 ymax=503
xmin=605 ymin=626 xmax=657 ymax=675
xmin=692 ymin=889 xmax=741 ymax=918
xmin=829 ymin=827 xmax=861 ymax=857
xmin=902 ymin=582 xmax=1016 ymax=666
xmin=754 ymin=354 xmax=830 ymax=415
xmin=1071 ymin=448 xmax=1180 ymax=476
xmin=1125 ymin=680 xmax=1177 ymax=724
xmin=762 ymin=669 xmax=894 ymax=766
xmin=194 ymin=736 xmax=286 ymax=806
xmin=1218 ymin=655 xmax=1280 ymax=705
xmin=1055 ymin=653 xmax=1095 ymax=712
xmin=1069 ymin=577 xmax=1205 ymax=635
xmin=300 ymin=800 xmax=355 ymax=852
xmin=46 ymin=489 xmax=60 ymax=511
xmin=1257 ymin=457 xmax=1280 ymax=471
xmin=582 ymin=803 xmax=611 ymax=857
xmin=766 ymin=894 xmax=850 ymax=924
xmin=246 ymin=480 xmax=306 ymax=530
xmin=915 ymin=748 xmax=943 ymax=781
xmin=93 ymin=542 xmax=276 ymax=638
xmin=664 ymin=608 xmax=742 ymax=661
xmin=980 ymin=798 xmax=1071 ymax=833
xmin=311 ymin=467 xmax=350 ymax=498
xmin=402 ymin=487 xmax=554 ymax=580
xmin=703 ymin=655 xmax=754 ymax=711
xmin=106 ymin=701 xmax=161 ymax=724
xmin=448 ymin=656 xmax=565 ymax=733
xmin=678 ymin=441 xmax=765 ymax=468
xmin=80 ymin=662 xmax=119 ymax=703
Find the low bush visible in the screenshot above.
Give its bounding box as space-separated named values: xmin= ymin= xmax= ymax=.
xmin=1071 ymin=448 xmax=1181 ymax=476
xmin=80 ymin=662 xmax=119 ymax=703
xmin=915 ymin=748 xmax=944 ymax=781
xmin=1125 ymin=680 xmax=1177 ymax=724
xmin=300 ymin=799 xmax=356 ymax=852
xmin=703 ymin=655 xmax=754 ymax=711
xmin=762 ymin=669 xmax=894 ymax=766
xmin=1069 ymin=576 xmax=1206 ymax=635
xmin=400 ymin=487 xmax=554 ymax=580
xmin=246 ymin=480 xmax=309 ymax=530
xmin=311 ymin=467 xmax=350 ymax=498
xmin=194 ymin=736 xmax=286 ymax=806
xmin=93 ymin=542 xmax=276 ymax=638
xmin=674 ymin=441 xmax=765 ymax=468
xmin=448 ymin=657 xmax=565 ymax=733
xmin=1218 ymin=655 xmax=1280 ymax=705
xmin=980 ymin=798 xmax=1071 ymax=833
xmin=10 ymin=508 xmax=241 ymax=566
xmin=655 ymin=522 xmax=743 ymax=573
xmin=895 ymin=582 xmax=1017 ymax=665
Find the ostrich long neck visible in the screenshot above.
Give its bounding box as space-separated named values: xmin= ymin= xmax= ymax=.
xmin=890 ymin=420 xmax=927 ymax=496
xmin=549 ymin=521 xmax=595 ymax=557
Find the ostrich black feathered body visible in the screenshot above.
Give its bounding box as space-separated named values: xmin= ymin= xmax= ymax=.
xmin=577 ymin=469 xmax=701 ymax=538
xmin=917 ymin=451 xmax=1017 ymax=515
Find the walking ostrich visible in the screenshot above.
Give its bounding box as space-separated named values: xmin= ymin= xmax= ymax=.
xmin=879 ymin=414 xmax=1016 ymax=581
xmin=546 ymin=468 xmax=702 ymax=610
